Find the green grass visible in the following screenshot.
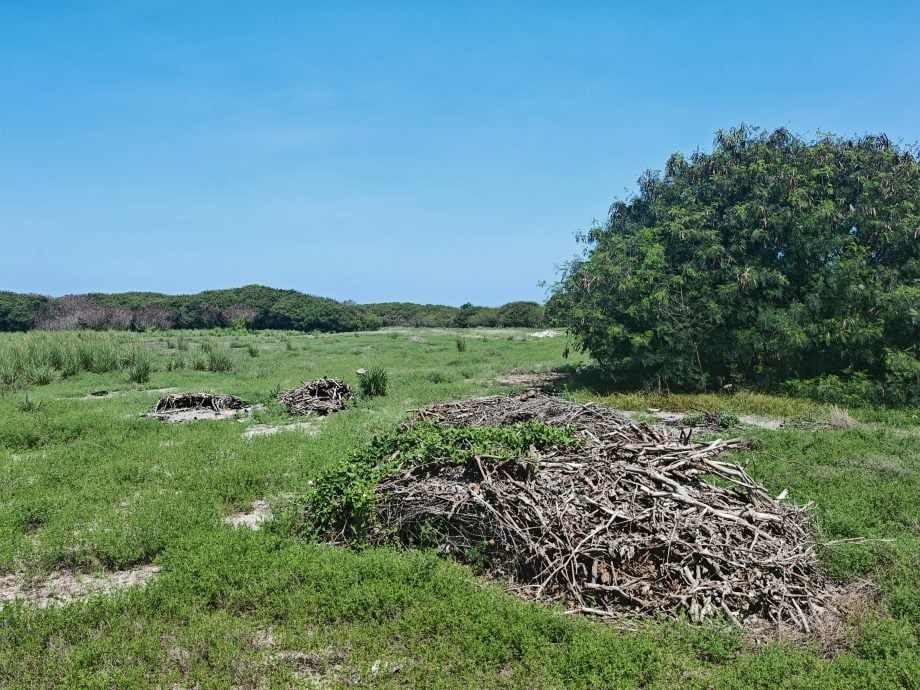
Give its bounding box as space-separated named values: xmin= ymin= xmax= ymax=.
xmin=0 ymin=329 xmax=917 ymax=688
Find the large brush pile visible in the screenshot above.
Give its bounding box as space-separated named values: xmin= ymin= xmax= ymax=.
xmin=371 ymin=391 xmax=835 ymax=631
xmin=278 ymin=378 xmax=353 ymax=415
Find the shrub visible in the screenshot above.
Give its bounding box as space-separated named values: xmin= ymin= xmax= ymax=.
xmin=17 ymin=395 xmax=42 ymax=413
xmin=455 ymin=336 xmax=467 ymax=353
xmin=359 ymin=365 xmax=389 ymax=397
xmin=551 ymin=126 xmax=920 ymax=394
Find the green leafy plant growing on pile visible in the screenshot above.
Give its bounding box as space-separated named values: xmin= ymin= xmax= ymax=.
xmin=298 ymin=420 xmax=581 ymax=544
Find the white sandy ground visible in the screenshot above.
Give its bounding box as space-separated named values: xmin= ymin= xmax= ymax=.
xmin=223 ymin=499 xmax=272 ymax=529
xmin=0 ymin=566 xmax=160 ymax=608
xmin=529 ymin=330 xmax=560 ymax=338
xmin=242 ymin=421 xmax=319 ymax=439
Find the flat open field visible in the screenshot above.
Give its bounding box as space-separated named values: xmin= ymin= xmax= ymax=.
xmin=0 ymin=329 xmax=917 ymax=688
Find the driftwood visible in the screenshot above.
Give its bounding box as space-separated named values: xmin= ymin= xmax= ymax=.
xmin=278 ymin=378 xmax=353 ymax=415
xmin=369 ymin=390 xmax=838 ymax=631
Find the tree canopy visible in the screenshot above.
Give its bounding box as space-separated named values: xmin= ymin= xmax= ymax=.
xmin=550 ymin=126 xmax=920 ymax=402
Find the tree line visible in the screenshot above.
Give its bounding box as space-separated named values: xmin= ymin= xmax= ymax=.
xmin=0 ymin=285 xmax=545 ymax=333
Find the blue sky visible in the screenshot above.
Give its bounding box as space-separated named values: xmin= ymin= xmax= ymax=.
xmin=2 ymin=1 xmax=918 ymax=305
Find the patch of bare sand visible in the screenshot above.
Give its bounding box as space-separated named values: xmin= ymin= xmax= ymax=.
xmin=0 ymin=566 xmax=160 ymax=608
xmin=243 ymin=421 xmax=319 ymax=439
xmin=223 ymin=500 xmax=272 ymax=530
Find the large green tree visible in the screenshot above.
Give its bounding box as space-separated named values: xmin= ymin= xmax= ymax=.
xmin=551 ymin=126 xmax=920 ymax=398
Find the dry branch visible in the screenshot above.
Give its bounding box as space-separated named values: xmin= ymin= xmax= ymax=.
xmin=370 ymin=390 xmax=839 ymax=631
xmin=278 ymin=378 xmax=353 ymax=415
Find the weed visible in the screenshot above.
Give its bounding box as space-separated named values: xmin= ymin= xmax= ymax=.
xmin=827 ymin=405 xmax=856 ymax=428
xmin=17 ymin=394 xmax=42 ymax=413
xmin=206 ymin=348 xmax=234 ymax=372
xmin=455 ymin=336 xmax=467 ymax=353
xmin=246 ymin=344 xmax=259 ymax=358
xmin=27 ymin=364 xmax=56 ymax=386
xmin=126 ymin=352 xmax=152 ymax=384
xmin=176 ymin=335 xmax=189 ymax=351
xmin=359 ymin=365 xmax=389 ymax=397
xmin=166 ymin=354 xmax=186 ymax=372
xmin=426 ymin=371 xmax=453 ymax=384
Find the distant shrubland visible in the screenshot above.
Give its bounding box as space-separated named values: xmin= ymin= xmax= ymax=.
xmin=0 ymin=286 xmax=545 ymax=333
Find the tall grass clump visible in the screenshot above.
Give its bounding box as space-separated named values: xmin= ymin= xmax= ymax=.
xmin=207 ymin=347 xmax=234 ymax=372
xmin=246 ymin=344 xmax=259 ymax=358
xmin=125 ymin=350 xmax=153 ymax=384
xmin=455 ymin=336 xmax=467 ymax=353
xmin=359 ymin=365 xmax=389 ymax=397
xmin=26 ymin=364 xmax=56 ymax=386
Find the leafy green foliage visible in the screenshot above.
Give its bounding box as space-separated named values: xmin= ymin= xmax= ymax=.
xmin=551 ymin=126 xmax=920 ymax=401
xmin=302 ymin=420 xmax=582 ymax=543
xmin=455 ymin=335 xmax=467 ymax=353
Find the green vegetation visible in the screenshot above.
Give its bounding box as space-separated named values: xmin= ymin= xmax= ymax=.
xmin=550 ymin=126 xmax=920 ymax=404
xmin=0 ymin=329 xmax=916 ymax=687
xmin=300 ymin=419 xmax=581 ymax=544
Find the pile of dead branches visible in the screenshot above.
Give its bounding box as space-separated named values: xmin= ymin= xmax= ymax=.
xmin=372 ymin=390 xmax=835 ymax=632
xmin=278 ymin=378 xmax=353 ymax=415
xmin=153 ymin=392 xmax=249 ymax=413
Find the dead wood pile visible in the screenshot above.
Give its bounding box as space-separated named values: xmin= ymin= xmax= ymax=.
xmin=278 ymin=378 xmax=353 ymax=415
xmin=153 ymin=392 xmax=249 ymax=413
xmin=374 ymin=390 xmax=834 ymax=631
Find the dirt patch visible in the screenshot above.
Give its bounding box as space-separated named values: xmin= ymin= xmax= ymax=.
xmin=278 ymin=378 xmax=352 ymax=415
xmin=529 ymin=329 xmax=560 ymax=338
xmin=623 ymin=410 xmax=785 ymax=432
xmin=0 ymin=566 xmax=160 ymax=608
xmin=497 ymin=370 xmax=565 ymax=388
xmin=223 ymin=499 xmax=272 ymax=529
xmin=243 ymin=422 xmax=320 ymax=439
xmin=74 ymin=387 xmax=178 ymax=401
xmin=738 ymin=414 xmax=785 ymax=430
xmin=145 ymin=392 xmax=251 ymax=423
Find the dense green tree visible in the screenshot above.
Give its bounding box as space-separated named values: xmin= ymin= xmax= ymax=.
xmin=0 ymin=292 xmax=47 ymax=331
xmin=551 ymin=126 xmax=920 ymax=400
xmin=496 ymin=301 xmax=544 ymax=328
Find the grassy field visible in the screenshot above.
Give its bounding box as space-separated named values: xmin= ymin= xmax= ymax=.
xmin=0 ymin=329 xmax=917 ymax=688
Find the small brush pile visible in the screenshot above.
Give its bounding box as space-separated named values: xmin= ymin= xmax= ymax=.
xmin=153 ymin=392 xmax=249 ymax=414
xmin=278 ymin=378 xmax=353 ymax=415
xmin=368 ymin=390 xmax=838 ymax=631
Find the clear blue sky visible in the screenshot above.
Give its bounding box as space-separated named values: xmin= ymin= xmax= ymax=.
xmin=2 ymin=1 xmax=918 ymax=305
